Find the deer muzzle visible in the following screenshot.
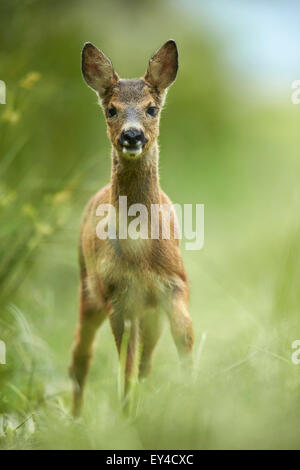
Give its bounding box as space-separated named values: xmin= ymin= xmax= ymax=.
xmin=119 ymin=127 xmax=147 ymax=157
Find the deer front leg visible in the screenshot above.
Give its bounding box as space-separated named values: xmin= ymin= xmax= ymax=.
xmin=69 ymin=280 xmax=107 ymax=417
xmin=109 ymin=311 xmax=140 ymax=402
xmin=168 ymin=294 xmax=194 ymax=370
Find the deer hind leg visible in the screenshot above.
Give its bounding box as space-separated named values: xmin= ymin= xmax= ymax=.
xmin=168 ymin=294 xmax=194 ymax=369
xmin=139 ymin=311 xmax=163 ymax=380
xmin=70 ymin=278 xmax=107 ymax=417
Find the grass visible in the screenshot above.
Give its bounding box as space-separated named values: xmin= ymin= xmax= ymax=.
xmin=1 ymin=0 xmax=300 ymax=450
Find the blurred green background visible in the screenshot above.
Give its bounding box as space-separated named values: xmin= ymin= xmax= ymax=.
xmin=1 ymin=0 xmax=300 ymax=449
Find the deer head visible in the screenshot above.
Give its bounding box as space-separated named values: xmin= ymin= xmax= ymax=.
xmin=82 ymin=40 xmax=178 ymax=158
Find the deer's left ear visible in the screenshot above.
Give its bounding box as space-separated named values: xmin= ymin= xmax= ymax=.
xmin=82 ymin=42 xmax=119 ymax=99
xmin=144 ymin=40 xmax=178 ymax=92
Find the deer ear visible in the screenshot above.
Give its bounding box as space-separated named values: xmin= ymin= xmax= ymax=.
xmin=144 ymin=40 xmax=178 ymax=92
xmin=82 ymin=42 xmax=119 ymax=99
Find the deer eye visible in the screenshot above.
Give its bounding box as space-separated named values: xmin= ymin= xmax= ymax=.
xmin=146 ymin=106 xmax=158 ymax=117
xmin=107 ymin=106 xmax=117 ymax=118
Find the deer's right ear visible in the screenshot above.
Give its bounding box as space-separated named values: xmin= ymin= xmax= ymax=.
xmin=81 ymin=43 xmax=119 ymax=99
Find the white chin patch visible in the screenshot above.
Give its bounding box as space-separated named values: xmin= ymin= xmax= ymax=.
xmin=122 ymin=146 xmax=142 ymax=157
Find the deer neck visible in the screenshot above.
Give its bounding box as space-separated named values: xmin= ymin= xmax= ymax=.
xmin=110 ymin=142 xmax=161 ymax=210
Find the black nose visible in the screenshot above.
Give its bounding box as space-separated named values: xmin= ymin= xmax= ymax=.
xmin=119 ymin=128 xmax=145 ymax=147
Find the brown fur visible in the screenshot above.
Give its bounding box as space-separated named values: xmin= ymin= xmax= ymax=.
xmin=70 ymin=40 xmax=194 ymax=416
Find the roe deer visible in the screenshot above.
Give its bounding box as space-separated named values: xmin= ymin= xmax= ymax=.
xmin=70 ymin=40 xmax=194 ymax=416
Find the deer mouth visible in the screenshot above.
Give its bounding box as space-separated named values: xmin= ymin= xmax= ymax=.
xmin=121 ymin=142 xmax=143 ymax=157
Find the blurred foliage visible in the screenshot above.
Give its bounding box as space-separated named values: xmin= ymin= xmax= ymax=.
xmin=0 ymin=0 xmax=300 ymax=449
